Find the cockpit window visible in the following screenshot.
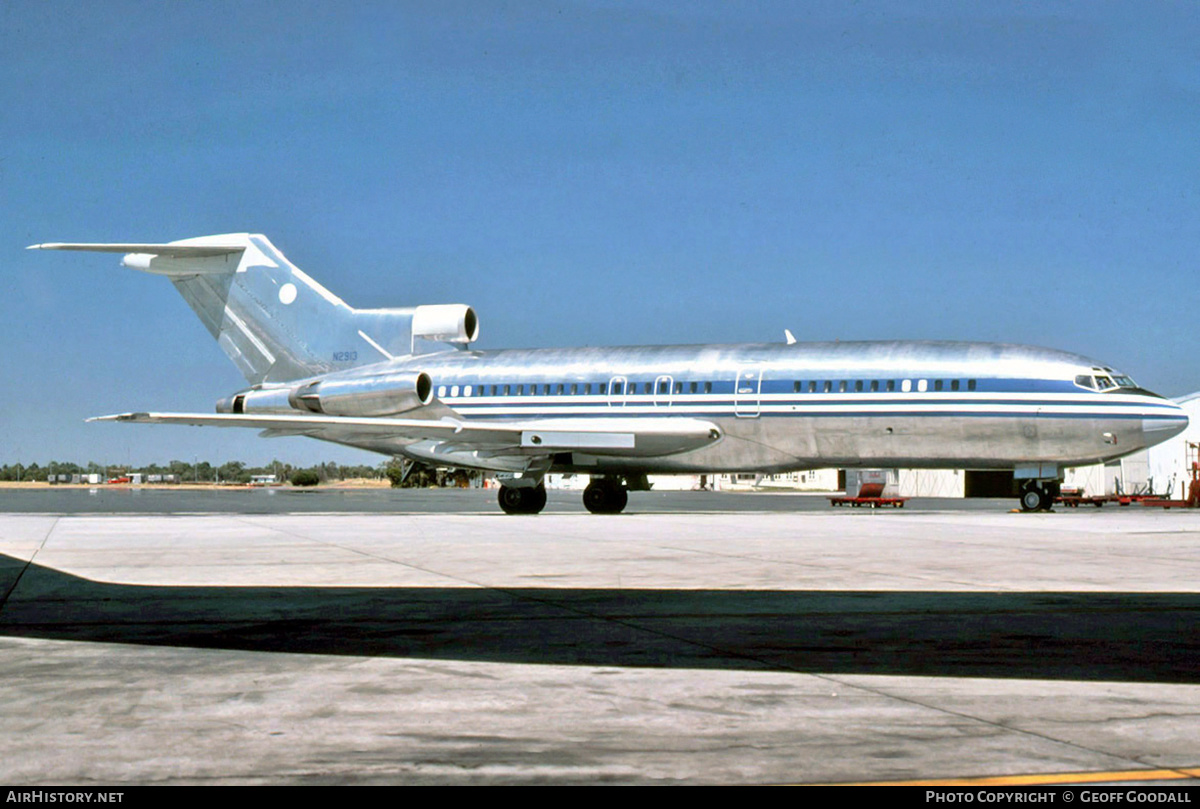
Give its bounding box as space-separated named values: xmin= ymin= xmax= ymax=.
xmin=1076 ymin=373 xmax=1140 ymax=392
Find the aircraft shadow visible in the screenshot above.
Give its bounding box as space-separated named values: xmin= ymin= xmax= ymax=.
xmin=1 ymin=553 xmax=1196 ymax=683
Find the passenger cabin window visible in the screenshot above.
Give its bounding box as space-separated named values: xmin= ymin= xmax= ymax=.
xmin=870 ymin=380 xmax=879 ymax=392
xmin=934 ymin=380 xmax=943 ymax=392
xmin=968 ymin=379 xmax=977 ymax=391
xmin=583 ymin=383 xmax=592 ymax=395
xmin=612 ymin=381 xmax=623 ymax=395
xmin=823 ymin=381 xmax=832 ymax=393
xmin=917 ymin=379 xmax=928 ymax=392
xmin=674 ymin=381 xmax=683 ymax=394
xmin=689 ymin=382 xmax=698 ymax=394
xmin=658 ymin=381 xmax=669 ymax=394
xmin=902 ymin=380 xmax=912 ymax=392
xmin=808 ymin=381 xmax=817 ymax=393
xmin=704 ymin=382 xmax=713 ymax=394
xmin=644 ymin=382 xmax=652 ymax=394
xmin=556 ymin=384 xmax=564 ymax=395
xmin=951 ymin=380 xmax=960 ymax=392
xmin=793 ymin=381 xmax=801 ymax=393
xmin=887 ymin=380 xmax=896 ymax=392
xmin=855 ymin=380 xmax=863 ymax=392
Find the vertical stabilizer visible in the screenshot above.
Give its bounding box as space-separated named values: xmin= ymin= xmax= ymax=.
xmin=31 ymin=234 xmax=422 ymax=384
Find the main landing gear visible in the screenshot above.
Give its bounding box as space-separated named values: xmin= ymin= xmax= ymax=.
xmin=497 ymin=483 xmax=547 ymax=515
xmin=582 ymin=477 xmax=628 ymax=514
xmin=496 ymin=476 xmax=633 ymax=515
xmin=1018 ymin=480 xmax=1061 ymax=512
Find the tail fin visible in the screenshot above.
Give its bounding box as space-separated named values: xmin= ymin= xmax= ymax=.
xmin=30 ymin=234 xmax=426 ymax=384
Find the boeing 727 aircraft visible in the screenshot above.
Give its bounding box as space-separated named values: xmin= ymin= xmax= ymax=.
xmin=30 ymin=233 xmax=1189 ymax=514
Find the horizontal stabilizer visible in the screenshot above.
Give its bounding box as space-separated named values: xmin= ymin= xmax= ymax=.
xmin=27 ymin=243 xmax=245 ymax=257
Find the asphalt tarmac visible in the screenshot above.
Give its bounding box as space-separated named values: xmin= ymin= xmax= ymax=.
xmin=1 ymin=490 xmax=1198 ymax=785
xmin=0 ymin=486 xmax=998 ymax=514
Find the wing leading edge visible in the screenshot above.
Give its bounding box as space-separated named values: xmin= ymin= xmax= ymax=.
xmin=89 ymin=412 xmax=723 ymax=458
xmin=27 ymin=243 xmax=245 ymax=257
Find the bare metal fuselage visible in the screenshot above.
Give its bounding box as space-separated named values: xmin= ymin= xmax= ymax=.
xmin=321 ymin=340 xmax=1187 ymax=475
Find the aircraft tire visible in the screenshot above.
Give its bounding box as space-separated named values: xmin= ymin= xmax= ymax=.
xmin=1019 ymin=481 xmax=1051 ymax=512
xmin=498 ymin=484 xmax=547 ymax=515
xmin=583 ymin=480 xmax=628 ymax=514
xmin=528 ymin=484 xmax=548 ymax=513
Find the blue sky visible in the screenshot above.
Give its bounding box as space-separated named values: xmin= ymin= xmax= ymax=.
xmin=2 ymin=1 xmax=1197 ymax=467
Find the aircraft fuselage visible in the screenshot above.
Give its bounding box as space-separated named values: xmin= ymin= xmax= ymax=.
xmin=329 ymin=340 xmax=1186 ymax=477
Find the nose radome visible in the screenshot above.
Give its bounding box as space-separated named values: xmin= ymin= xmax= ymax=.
xmin=1143 ymin=408 xmax=1189 ymax=448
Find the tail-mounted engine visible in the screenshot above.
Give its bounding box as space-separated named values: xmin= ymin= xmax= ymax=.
xmin=411 ymin=304 xmax=479 ymax=343
xmin=219 ymin=371 xmax=434 ymax=418
xmin=288 ymin=371 xmax=434 ymax=416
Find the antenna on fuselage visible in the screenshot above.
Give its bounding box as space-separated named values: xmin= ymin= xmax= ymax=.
xmin=784 ymin=329 xmax=797 ymax=345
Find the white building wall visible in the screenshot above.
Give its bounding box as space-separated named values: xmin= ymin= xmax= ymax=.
xmin=1062 ymin=464 xmax=1106 ymax=497
xmin=647 ymin=475 xmax=707 ymax=491
xmin=717 ymin=470 xmax=839 ymax=491
xmin=1147 ymin=392 xmax=1200 ymax=501
xmin=895 ymin=469 xmax=965 ymax=498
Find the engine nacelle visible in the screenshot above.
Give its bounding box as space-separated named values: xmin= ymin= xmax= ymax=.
xmin=216 ymin=386 xmax=294 ymax=414
xmin=287 ymin=371 xmax=434 ymax=417
xmin=411 ymin=304 xmax=479 ymax=343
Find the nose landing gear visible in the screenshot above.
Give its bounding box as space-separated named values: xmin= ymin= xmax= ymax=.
xmin=1019 ymin=480 xmax=1060 ymax=512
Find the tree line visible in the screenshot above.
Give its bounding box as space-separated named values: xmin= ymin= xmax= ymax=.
xmin=0 ymin=459 xmax=484 ymax=488
xmin=0 ymin=460 xmax=384 ymax=484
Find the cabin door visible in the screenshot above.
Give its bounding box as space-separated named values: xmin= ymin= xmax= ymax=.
xmin=607 ymin=375 xmax=629 ymax=408
xmin=734 ymin=365 xmax=763 ymax=418
xmin=653 ymin=375 xmax=674 ymax=407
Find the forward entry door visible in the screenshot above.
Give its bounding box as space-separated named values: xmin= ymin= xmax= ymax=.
xmin=733 ymin=366 xmax=762 ymax=418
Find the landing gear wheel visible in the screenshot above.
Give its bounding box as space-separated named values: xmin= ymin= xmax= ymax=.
xmin=498 ymin=484 xmax=547 ymax=515
xmin=1019 ymin=481 xmax=1053 ymax=512
xmin=583 ymin=479 xmax=628 ymax=514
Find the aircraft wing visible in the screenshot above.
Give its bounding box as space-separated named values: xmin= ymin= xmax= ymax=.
xmin=89 ymin=412 xmax=723 ymax=458
xmin=27 ymin=243 xmax=245 ymax=257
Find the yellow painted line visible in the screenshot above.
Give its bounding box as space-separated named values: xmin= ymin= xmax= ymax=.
xmin=819 ymin=767 xmax=1200 ymax=786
